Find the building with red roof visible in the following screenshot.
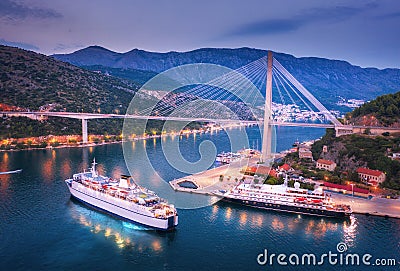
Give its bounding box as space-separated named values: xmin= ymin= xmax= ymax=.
xmin=357 ymin=167 xmax=385 ymax=185
xmin=299 ymin=147 xmax=313 ymax=160
xmin=316 ymin=159 xmax=336 ymax=172
xmin=278 ymin=163 xmax=292 ymax=172
xmin=323 ymin=182 xmax=370 ymax=196
xmin=241 ymin=165 xmax=277 ymax=177
xmin=241 ymin=166 xmax=257 ymax=175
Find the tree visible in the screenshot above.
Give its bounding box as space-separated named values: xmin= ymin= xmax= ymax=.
xmin=363 ymin=128 xmax=371 ymax=135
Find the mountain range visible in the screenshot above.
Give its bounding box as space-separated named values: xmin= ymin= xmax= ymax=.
xmin=53 ymin=46 xmax=400 ymax=111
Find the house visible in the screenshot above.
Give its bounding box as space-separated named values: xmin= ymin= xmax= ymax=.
xmin=278 ymin=163 xmax=293 ymax=172
xmin=241 ymin=166 xmax=257 ymax=176
xmin=357 ymin=167 xmax=386 ymax=185
xmin=299 ymin=147 xmax=313 ymax=160
xmin=316 ymin=159 xmax=336 ymax=172
xmin=392 ymin=153 xmax=400 ymax=160
xmin=241 ymin=165 xmax=277 ymax=177
xmin=255 ymin=165 xmax=274 ymax=177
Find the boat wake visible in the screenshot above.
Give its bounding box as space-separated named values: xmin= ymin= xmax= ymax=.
xmin=122 ymin=221 xmax=152 ymax=231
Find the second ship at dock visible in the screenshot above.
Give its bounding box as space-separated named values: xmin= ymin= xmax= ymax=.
xmin=215 ymin=177 xmax=352 ymax=218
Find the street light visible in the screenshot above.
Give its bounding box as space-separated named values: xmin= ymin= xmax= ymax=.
xmin=346 ymin=181 xmax=355 ymax=197
xmin=349 ymin=183 xmax=354 ymax=197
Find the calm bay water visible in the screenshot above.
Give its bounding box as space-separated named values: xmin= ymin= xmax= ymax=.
xmin=0 ymin=126 xmax=399 ymax=271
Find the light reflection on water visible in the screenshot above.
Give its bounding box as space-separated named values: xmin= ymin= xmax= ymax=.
xmin=68 ymin=199 xmax=168 ymax=252
xmin=211 ymin=201 xmax=350 ymax=241
xmin=0 ymin=153 xmax=11 ymax=194
xmin=343 ymin=215 xmax=358 ymax=247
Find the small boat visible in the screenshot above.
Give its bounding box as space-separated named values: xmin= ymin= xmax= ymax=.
xmin=215 ymin=152 xmax=241 ymax=164
xmin=0 ymin=169 xmax=22 ymax=175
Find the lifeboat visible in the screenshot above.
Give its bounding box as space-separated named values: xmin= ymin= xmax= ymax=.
xmin=90 ymin=181 xmax=101 ymax=190
xmin=312 ymin=199 xmax=322 ymax=204
xmin=118 ymin=190 xmax=128 ymax=199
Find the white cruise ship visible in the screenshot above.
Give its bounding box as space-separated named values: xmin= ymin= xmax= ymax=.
xmin=65 ymin=159 xmax=178 ymax=230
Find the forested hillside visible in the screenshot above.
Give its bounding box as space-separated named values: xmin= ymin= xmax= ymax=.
xmin=347 ymin=91 xmax=400 ymax=126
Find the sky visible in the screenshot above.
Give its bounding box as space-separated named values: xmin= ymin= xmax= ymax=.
xmin=0 ymin=0 xmax=399 ymax=69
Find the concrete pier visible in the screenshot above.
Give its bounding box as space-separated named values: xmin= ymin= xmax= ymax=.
xmin=169 ymin=158 xmax=258 ymax=195
xmin=331 ymin=193 xmax=400 ymax=219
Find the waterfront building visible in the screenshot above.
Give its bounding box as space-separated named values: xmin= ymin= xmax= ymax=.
xmin=316 ymin=159 xmax=336 ymax=172
xmin=278 ymin=163 xmax=292 ymax=172
xmin=299 ymin=147 xmax=313 ymax=160
xmin=241 ymin=165 xmax=277 ymax=178
xmin=357 ymin=167 xmax=386 ymax=186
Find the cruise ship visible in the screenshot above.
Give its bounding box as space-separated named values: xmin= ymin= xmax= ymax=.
xmin=65 ymin=159 xmax=178 ymax=230
xmin=215 ymin=178 xmax=352 ymax=218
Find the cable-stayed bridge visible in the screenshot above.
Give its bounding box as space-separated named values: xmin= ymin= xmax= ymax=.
xmin=2 ymin=51 xmax=361 ymax=161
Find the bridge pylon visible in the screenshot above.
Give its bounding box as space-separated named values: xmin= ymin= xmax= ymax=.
xmin=261 ymin=51 xmax=273 ymax=164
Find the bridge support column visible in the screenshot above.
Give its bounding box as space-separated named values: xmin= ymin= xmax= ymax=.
xmin=82 ymin=118 xmax=88 ymax=144
xmin=261 ymin=51 xmax=273 ymax=164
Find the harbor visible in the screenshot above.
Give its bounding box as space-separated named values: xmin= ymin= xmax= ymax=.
xmin=169 ymin=155 xmax=262 ymax=195
xmin=170 ymin=157 xmax=400 ymax=219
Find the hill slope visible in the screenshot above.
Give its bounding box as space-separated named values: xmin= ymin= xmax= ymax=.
xmin=312 ymin=129 xmax=400 ymax=190
xmin=346 ymin=91 xmax=400 ymax=127
xmin=53 ymin=46 xmax=400 ymax=110
xmin=312 ymin=92 xmax=400 ymax=190
xmin=0 ymin=45 xmax=156 ymax=138
xmin=0 ymin=45 xmax=139 ymax=113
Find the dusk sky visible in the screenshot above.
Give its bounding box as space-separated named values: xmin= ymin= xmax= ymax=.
xmin=0 ymin=0 xmax=399 ymax=69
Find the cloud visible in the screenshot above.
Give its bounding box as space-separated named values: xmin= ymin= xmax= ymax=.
xmin=0 ymin=38 xmax=40 ymax=51
xmin=375 ymin=11 xmax=400 ymax=19
xmin=0 ymin=0 xmax=62 ymax=21
xmin=227 ymin=3 xmax=373 ymax=37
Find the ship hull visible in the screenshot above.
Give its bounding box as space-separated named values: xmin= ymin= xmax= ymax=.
xmin=66 ymin=181 xmax=178 ymax=230
xmin=222 ymin=196 xmax=348 ymax=218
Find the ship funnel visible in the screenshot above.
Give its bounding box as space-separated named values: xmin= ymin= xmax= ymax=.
xmin=119 ymin=175 xmax=131 ymax=189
